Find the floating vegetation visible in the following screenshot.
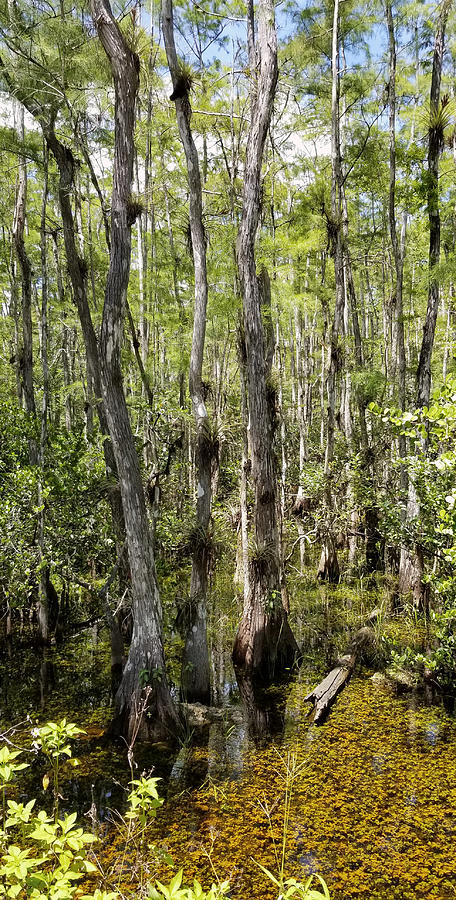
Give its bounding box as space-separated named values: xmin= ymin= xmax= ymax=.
xmin=1 ymin=617 xmax=456 ymax=899
xmin=143 ymin=677 xmax=456 ymax=900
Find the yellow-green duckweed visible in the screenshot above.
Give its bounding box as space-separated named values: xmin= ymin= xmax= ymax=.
xmin=144 ymin=677 xmax=456 ymax=900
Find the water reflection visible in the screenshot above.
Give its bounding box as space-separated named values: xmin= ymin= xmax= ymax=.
xmin=425 ymin=722 xmax=439 ymax=746
xmin=237 ymin=676 xmax=287 ymax=744
xmin=371 ymin=753 xmax=387 ymax=774
xmin=0 ymin=628 xmax=113 ymax=726
xmin=169 ymin=728 xmax=210 ymax=792
xmin=297 ymin=850 xmax=320 ymax=876
xmin=207 ymin=714 xmax=245 ymax=781
xmin=39 ymin=650 xmax=55 ymax=708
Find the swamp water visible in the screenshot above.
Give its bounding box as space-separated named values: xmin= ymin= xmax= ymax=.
xmin=1 ymin=626 xmax=456 ymax=900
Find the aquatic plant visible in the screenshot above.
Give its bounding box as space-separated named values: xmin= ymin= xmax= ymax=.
xmin=256 ymin=750 xmax=330 ymax=900
xmin=0 ymin=722 xmax=332 ymax=900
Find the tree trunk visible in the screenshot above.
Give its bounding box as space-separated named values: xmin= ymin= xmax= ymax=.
xmin=341 ymin=192 xmax=382 ymax=570
xmin=399 ymin=0 xmax=450 ymax=601
xmin=45 ymin=123 xmax=128 ymax=582
xmin=162 ymin=0 xmax=213 ymax=703
xmin=163 ymin=176 xmax=186 ymax=407
xmin=294 ymin=308 xmax=309 ymax=573
xmin=386 ymin=0 xmax=407 ymax=477
xmin=8 ymin=253 xmax=23 ymax=407
xmin=416 ymin=0 xmax=451 ymax=410
xmin=52 ymin=234 xmax=73 ymax=431
xmin=386 ymin=0 xmax=413 ymax=589
xmin=37 ymin=141 xmax=51 ymax=644
xmin=232 ymin=0 xmax=298 ymax=681
xmin=318 ymin=0 xmax=344 ymax=582
xmin=276 ymin=325 xmax=289 ymax=612
xmin=235 ymin=322 xmax=251 ymax=602
xmin=12 ymin=102 xmax=36 ymax=463
xmin=90 ymin=0 xmax=178 ymax=742
xmin=0 ymin=44 xmax=130 ymax=572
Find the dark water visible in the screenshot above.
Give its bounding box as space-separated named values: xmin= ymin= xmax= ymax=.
xmin=1 ymin=626 xmax=456 ymax=900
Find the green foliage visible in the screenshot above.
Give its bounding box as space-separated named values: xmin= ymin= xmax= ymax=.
xmin=0 ymin=723 xmax=96 ymax=900
xmin=0 ymin=724 xmax=166 ymax=900
xmin=5 ymin=801 xmax=36 ymax=830
xmin=33 ymin=720 xmax=84 ymax=820
xmin=256 ymin=866 xmax=330 ymax=900
xmin=0 ymin=749 xmax=29 ymax=791
xmin=352 ymin=370 xmax=386 ymax=407
xmin=125 ymin=777 xmax=163 ymax=828
xmin=0 ymin=395 xmax=117 ymax=623
xmin=34 ymin=721 xmax=84 ymax=762
xmin=150 ymin=870 xmax=230 ymax=900
xmin=0 ymin=809 xmax=97 ymax=899
xmin=371 ymin=378 xmax=456 ymax=687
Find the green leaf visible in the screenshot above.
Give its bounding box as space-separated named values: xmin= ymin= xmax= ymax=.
xmin=253 ymin=860 xmax=282 ymax=888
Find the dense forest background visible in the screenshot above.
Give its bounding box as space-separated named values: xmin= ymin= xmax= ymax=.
xmin=1 ymin=0 xmax=456 ymax=739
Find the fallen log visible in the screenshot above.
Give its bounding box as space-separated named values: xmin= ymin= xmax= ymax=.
xmin=305 ymin=653 xmax=355 ymax=724
xmin=305 ymin=614 xmax=379 ymax=724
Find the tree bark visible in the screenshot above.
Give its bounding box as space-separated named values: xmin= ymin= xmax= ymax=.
xmin=12 ymin=102 xmax=36 ymax=464
xmin=44 ymin=122 xmax=128 ymax=582
xmin=90 ymin=0 xmax=178 ymax=741
xmin=386 ymin=0 xmax=408 ymax=490
xmin=0 ymin=50 xmax=129 ymax=581
xmin=162 ymin=0 xmax=213 ymax=704
xmin=416 ymin=0 xmax=451 ymax=410
xmin=305 ymin=613 xmax=378 ymax=724
xmin=237 ymin=325 xmax=251 ymax=603
xmin=318 ymin=0 xmax=344 ymax=582
xmin=232 ymin=0 xmax=298 ymax=681
xmin=37 ymin=141 xmax=51 ymax=644
xmin=52 ymin=234 xmax=73 ymax=431
xmin=399 ymin=0 xmax=450 ymax=601
xmin=386 ymin=0 xmax=414 ymax=592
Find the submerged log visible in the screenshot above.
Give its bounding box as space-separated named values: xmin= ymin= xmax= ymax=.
xmin=305 ymin=618 xmax=378 ymax=724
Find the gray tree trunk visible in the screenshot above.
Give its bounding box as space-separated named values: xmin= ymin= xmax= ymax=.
xmin=386 ymin=0 xmax=407 ymax=469
xmin=12 ymin=102 xmax=36 ymax=463
xmin=237 ymin=326 xmax=251 ymax=603
xmin=318 ymin=0 xmax=343 ymax=583
xmin=0 ymin=57 xmax=129 ymax=585
xmin=91 ymin=0 xmax=178 ymax=741
xmin=44 ymin=123 xmax=130 ymax=594
xmin=416 ymin=0 xmax=451 ymax=410
xmin=37 ymin=141 xmax=51 ymax=644
xmin=232 ymin=0 xmax=298 ymax=680
xmin=52 ymin=234 xmax=73 ymax=431
xmin=162 ymin=0 xmax=213 ymax=703
xmin=398 ymin=0 xmax=450 ymax=601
